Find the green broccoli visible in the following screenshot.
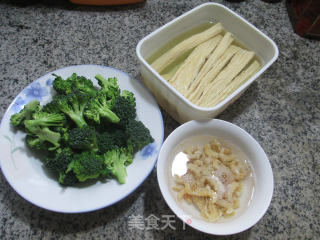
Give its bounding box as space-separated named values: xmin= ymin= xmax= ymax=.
xmin=72 ymin=75 xmax=97 ymax=97
xmin=97 ymin=129 xmax=126 ymax=153
xmin=84 ymin=91 xmax=120 ymax=124
xmin=9 ymin=72 xmax=155 ymax=187
xmin=42 ymin=96 xmax=62 ymax=114
xmin=45 ymin=148 xmax=74 ymax=173
xmin=67 ymin=151 xmax=105 ymax=182
xmin=112 ymin=95 xmax=136 ymax=125
xmin=103 ymin=147 xmax=133 ymax=184
xmin=45 ymin=148 xmax=80 ymax=185
xmin=95 ymin=74 xmax=120 ymax=98
xmin=25 ymin=134 xmax=48 ymax=151
xmin=56 ymin=92 xmax=89 ymax=128
xmin=51 ymin=123 xmax=71 ymax=146
xmin=121 ymin=90 xmax=136 ymax=107
xmin=24 ymin=111 xmax=66 ymax=150
xmin=10 ymin=100 xmax=40 ymax=129
xmin=125 ymin=119 xmax=154 ymax=153
xmin=59 ymin=171 xmax=79 ymax=186
xmin=52 ymin=73 xmax=97 ymax=97
xmin=24 ymin=123 xmax=61 ymax=151
xmin=26 ymin=111 xmax=66 ymax=127
xmin=52 ymin=73 xmax=73 ymax=95
xmin=68 ymin=126 xmax=98 ymax=152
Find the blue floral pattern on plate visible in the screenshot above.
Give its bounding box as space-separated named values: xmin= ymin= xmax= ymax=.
xmin=11 ymin=96 xmax=26 ymax=113
xmin=10 ymin=80 xmax=50 ymax=113
xmin=23 ymin=82 xmax=48 ymax=101
xmin=46 ymin=78 xmax=54 ymax=86
xmin=140 ymin=142 xmax=157 ymax=159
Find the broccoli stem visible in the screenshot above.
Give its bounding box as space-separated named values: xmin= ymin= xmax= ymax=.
xmin=28 ymin=114 xmax=65 ymax=127
xmin=37 ymin=128 xmax=61 ymax=148
xmin=67 ymin=112 xmax=87 ymax=128
xmin=95 ymin=74 xmax=108 ymax=87
xmin=25 ymin=122 xmax=61 ymax=150
xmin=113 ymin=160 xmax=127 ymax=184
xmin=99 ymin=108 xmax=120 ymax=123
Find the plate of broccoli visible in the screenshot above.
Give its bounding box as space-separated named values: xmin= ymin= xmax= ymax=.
xmin=0 ymin=64 xmax=164 ymax=213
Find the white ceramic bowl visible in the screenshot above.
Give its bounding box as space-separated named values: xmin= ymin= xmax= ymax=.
xmin=136 ymin=3 xmax=279 ymax=123
xmin=157 ymin=119 xmax=273 ymax=235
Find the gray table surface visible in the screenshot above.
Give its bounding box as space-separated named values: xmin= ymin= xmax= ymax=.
xmin=0 ymin=0 xmax=319 ymax=239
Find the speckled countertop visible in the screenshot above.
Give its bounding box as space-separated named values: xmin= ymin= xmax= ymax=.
xmin=0 ymin=0 xmax=319 ymax=239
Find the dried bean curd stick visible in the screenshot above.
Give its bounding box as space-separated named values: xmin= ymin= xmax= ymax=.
xmin=194 ymin=32 xmax=234 ymax=83
xmin=161 ymin=62 xmax=184 ymax=81
xmin=209 ymin=60 xmax=261 ymax=106
xmin=197 ymin=50 xmax=254 ymax=107
xmin=188 ymin=45 xmax=240 ymax=103
xmin=161 ymin=73 xmax=174 ymax=82
xmin=179 ymin=35 xmax=221 ymax=66
xmin=150 ymin=23 xmax=223 ymax=73
xmin=171 ymin=35 xmax=222 ymax=95
xmin=200 ymin=50 xmax=255 ymax=107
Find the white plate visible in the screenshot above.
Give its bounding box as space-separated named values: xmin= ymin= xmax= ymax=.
xmin=0 ymin=65 xmax=164 ymax=213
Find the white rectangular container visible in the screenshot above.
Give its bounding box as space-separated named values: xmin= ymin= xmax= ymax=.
xmin=136 ymin=3 xmax=278 ymax=123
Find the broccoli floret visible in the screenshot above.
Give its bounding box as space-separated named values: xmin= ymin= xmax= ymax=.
xmin=97 ymin=129 xmax=126 ymax=153
xmin=52 ymin=73 xmax=97 ymax=97
xmin=112 ymin=95 xmax=136 ymax=125
xmin=26 ymin=111 xmax=66 ymax=127
xmin=103 ymin=147 xmax=133 ymax=184
xmin=68 ymin=126 xmax=98 ymax=152
xmin=52 ymin=73 xmax=73 ymax=95
xmin=45 ymin=148 xmax=74 ymax=173
xmin=25 ymin=134 xmax=48 ymax=151
xmin=24 ymin=123 xmax=61 ymax=151
xmin=125 ymin=119 xmax=154 ymax=153
xmin=52 ymin=124 xmax=70 ymax=145
xmin=84 ymin=91 xmax=120 ymax=124
xmin=95 ymin=74 xmax=120 ymax=97
xmin=121 ymin=90 xmax=136 ymax=107
xmin=56 ymin=92 xmax=89 ymax=128
xmin=72 ymin=75 xmax=97 ymax=97
xmin=67 ymin=151 xmax=105 ymax=182
xmin=42 ymin=96 xmax=62 ymax=114
xmin=10 ymin=100 xmax=40 ymax=129
xmin=23 ymin=111 xmax=65 ymax=151
xmin=59 ymin=171 xmax=79 ymax=186
xmin=45 ymin=148 xmax=80 ymax=186
xmin=90 ymin=74 xmax=136 ymax=125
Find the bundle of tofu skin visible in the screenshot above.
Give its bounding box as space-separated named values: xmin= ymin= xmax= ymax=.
xmin=150 ymin=23 xmax=261 ymax=108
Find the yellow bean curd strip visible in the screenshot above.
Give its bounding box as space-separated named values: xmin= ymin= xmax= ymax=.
xmin=188 ymin=45 xmax=240 ymax=103
xmin=194 ymin=32 xmax=234 ymax=84
xmin=209 ymin=60 xmax=261 ymax=106
xmin=171 ymin=35 xmax=222 ymax=85
xmin=161 ymin=73 xmax=174 ymax=82
xmin=150 ymin=23 xmax=223 ymax=73
xmin=170 ymin=35 xmax=223 ymax=95
xmin=197 ymin=50 xmax=255 ymax=107
xmin=161 ymin=62 xmax=184 ymax=82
